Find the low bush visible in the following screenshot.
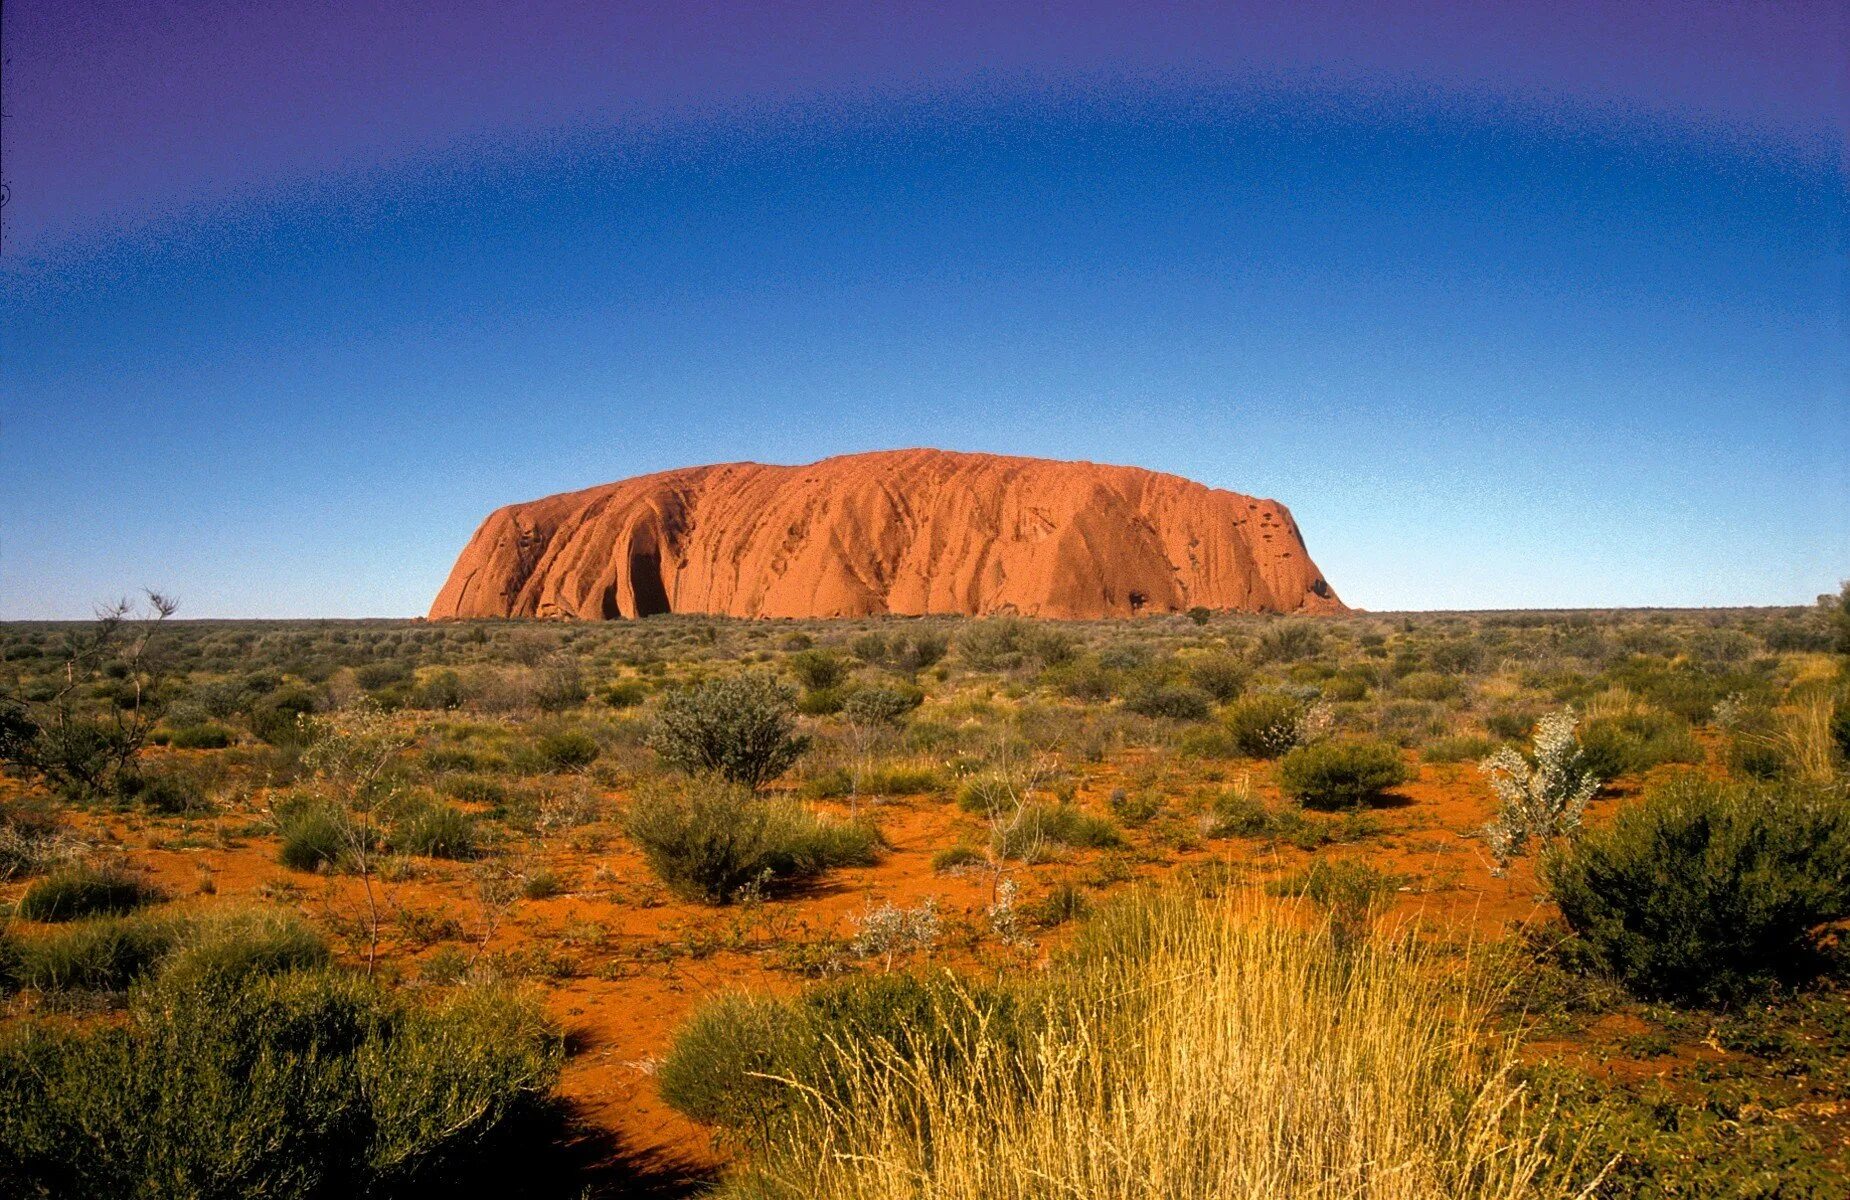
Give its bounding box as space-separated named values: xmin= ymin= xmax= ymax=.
xmin=118 ymin=770 xmax=210 ymax=814
xmin=1223 ymin=693 xmax=1309 ymax=758
xmin=1187 ymin=655 xmax=1247 ymax=702
xmin=1543 ymin=775 xmax=1850 ymax=1002
xmin=648 ymin=674 xmax=810 ymax=791
xmin=1206 ymin=786 xmax=1382 ymax=848
xmin=529 ymin=729 xmax=600 ymax=773
xmin=248 ymin=686 xmax=319 ymax=746
xmin=600 ymin=680 xmax=647 ymax=708
xmin=0 ymin=969 xmax=560 ymax=1197
xmin=623 ymin=781 xmax=881 ymax=903
xmin=841 ymin=685 xmax=922 ymax=727
xmin=1277 ymin=740 xmax=1410 ymax=809
xmin=789 ymin=650 xmax=850 ymax=692
xmin=18 ymin=864 xmax=160 ymax=922
xmin=1122 ymin=682 xmax=1212 ymax=721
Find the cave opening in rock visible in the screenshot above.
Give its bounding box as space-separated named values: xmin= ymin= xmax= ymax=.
xmin=627 ymin=533 xmax=672 ymax=618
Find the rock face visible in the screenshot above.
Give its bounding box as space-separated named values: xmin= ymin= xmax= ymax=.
xmin=429 ymin=449 xmax=1344 ymax=620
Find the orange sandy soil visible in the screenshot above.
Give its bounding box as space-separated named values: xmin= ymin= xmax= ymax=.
xmin=0 ymin=750 xmax=1670 ymax=1186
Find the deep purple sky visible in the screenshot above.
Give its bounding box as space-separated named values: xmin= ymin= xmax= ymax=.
xmin=7 ymin=0 xmax=1844 ymax=252
xmin=2 ymin=2 xmax=1845 ymax=617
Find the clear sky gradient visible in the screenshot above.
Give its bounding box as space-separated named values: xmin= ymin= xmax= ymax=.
xmin=2 ymin=1 xmax=1845 ymax=618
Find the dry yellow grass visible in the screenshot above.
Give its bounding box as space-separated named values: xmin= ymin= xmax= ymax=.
xmin=724 ymin=895 xmax=1597 ymax=1200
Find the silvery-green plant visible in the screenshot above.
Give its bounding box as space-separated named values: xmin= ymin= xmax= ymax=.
xmin=851 ymin=898 xmax=941 ymax=970
xmin=1479 ymin=708 xmax=1599 ymax=874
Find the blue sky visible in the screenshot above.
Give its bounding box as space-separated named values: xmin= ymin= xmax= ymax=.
xmin=2 ymin=7 xmax=1844 ymax=617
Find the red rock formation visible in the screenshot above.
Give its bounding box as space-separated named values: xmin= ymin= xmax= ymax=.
xmin=429 ymin=449 xmax=1344 ymax=620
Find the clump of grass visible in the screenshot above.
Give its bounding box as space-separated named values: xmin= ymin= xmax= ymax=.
xmin=275 ymin=802 xmax=354 ymax=872
xmin=1577 ymin=711 xmax=1703 ymax=779
xmin=18 ymin=864 xmax=161 ymax=922
xmin=1276 ymin=740 xmax=1410 ymax=809
xmin=991 ymin=803 xmax=1122 ymax=862
xmin=697 ymin=893 xmax=1579 ymax=1199
xmin=157 ymin=908 xmax=330 ymax=987
xmin=1422 ymin=734 xmax=1498 ymax=763
xmin=659 ymin=971 xmax=1039 ymax=1143
xmin=623 ymin=780 xmax=881 ymax=903
xmin=11 ymin=913 xmax=182 ymax=993
xmin=390 ymin=802 xmax=479 ymax=860
xmin=931 ymin=845 xmax=985 ymax=874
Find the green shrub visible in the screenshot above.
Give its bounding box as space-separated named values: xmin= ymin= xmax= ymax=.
xmin=249 ymin=686 xmax=318 ymax=746
xmin=648 ymin=674 xmax=810 ymax=791
xmin=622 ymin=781 xmax=880 ymax=903
xmin=1187 ymin=655 xmax=1247 ymax=702
xmin=391 ymin=803 xmax=478 ymax=860
xmin=1224 ymin=693 xmax=1308 ymax=758
xmin=0 ymin=969 xmax=560 ymax=1198
xmin=955 ymin=773 xmax=1015 ymax=815
xmin=1042 ymin=658 xmax=1118 ymax=701
xmin=438 ymin=773 xmax=509 ymax=807
xmin=1205 ymin=788 xmax=1275 ymax=837
xmin=1122 ymin=682 xmax=1212 ymax=721
xmin=1543 ymin=776 xmax=1850 ymax=1002
xmin=1278 ymin=740 xmax=1410 ymax=809
xmin=789 ymin=650 xmax=850 ymax=692
xmin=1176 ymin=724 xmax=1236 ymax=758
xmin=1396 ymin=671 xmax=1460 ymax=701
xmin=841 ymin=685 xmax=922 ymax=727
xmin=800 ymin=766 xmax=854 ymax=799
xmin=1107 ymin=788 xmax=1161 ymax=825
xmin=1253 ymin=622 xmax=1324 ymax=663
xmin=18 ymin=864 xmax=160 ymax=922
xmin=958 ymin=619 xmax=1075 ymax=672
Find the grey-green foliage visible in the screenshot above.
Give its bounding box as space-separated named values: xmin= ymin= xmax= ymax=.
xmin=648 ymin=673 xmax=810 ymax=790
xmin=622 ymin=780 xmax=881 ymax=903
xmin=0 ymin=969 xmax=560 ymax=1199
xmin=1544 ymin=775 xmax=1850 ymax=1003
